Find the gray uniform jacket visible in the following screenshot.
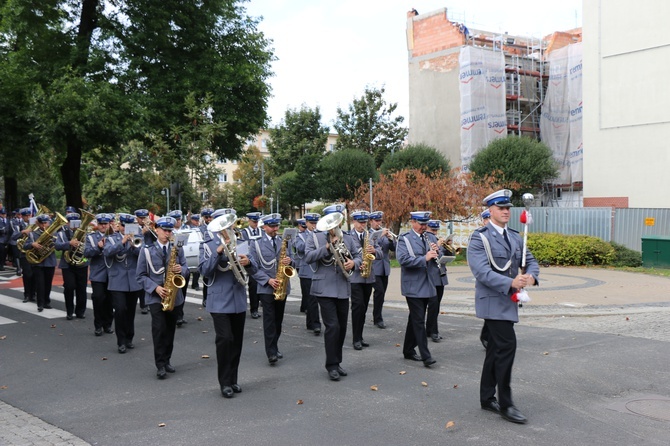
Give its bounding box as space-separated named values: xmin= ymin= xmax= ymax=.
xmin=84 ymin=231 xmax=109 ymax=282
xmin=249 ymin=234 xmax=293 ymax=296
xmin=103 ymin=233 xmax=142 ymax=292
xmin=467 ymin=224 xmax=539 ymax=323
xmin=0 ymin=217 xmax=10 ymax=244
xmin=55 ymin=228 xmax=89 ymax=269
xmin=425 ymin=232 xmax=449 ymax=286
xmin=293 ymin=230 xmax=314 ymax=279
xmin=303 ymin=231 xmax=361 ymax=299
xmin=348 ymin=229 xmax=382 ymax=285
xmin=199 ymin=234 xmax=257 ymax=314
xmin=136 ymin=242 xmax=189 ymax=307
xmin=24 ymin=229 xmax=57 ymax=267
xmin=396 ymin=230 xmax=439 ymax=298
xmin=371 ymin=229 xmax=395 ymax=276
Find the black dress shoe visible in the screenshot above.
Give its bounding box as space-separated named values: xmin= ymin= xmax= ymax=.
xmin=480 ymin=337 xmax=488 ymax=349
xmin=37 ymin=307 xmax=43 ymax=312
xmin=360 ymin=340 xmax=370 ymax=347
xmin=141 ymin=308 xmax=148 ymax=314
xmin=104 ymin=327 xmax=114 ymax=334
xmin=94 ymin=328 xmax=103 ymax=336
xmin=118 ymin=345 xmax=127 ymax=354
xmin=403 ymin=353 xmax=422 ymax=361
xmin=221 ymin=386 xmax=234 ymax=398
xmin=251 ymin=311 xmax=260 ymax=319
xmin=66 ymin=315 xmax=74 ymax=320
xmin=328 ymin=369 xmax=340 ymax=381
xmin=231 ymin=384 xmax=242 ymax=393
xmin=176 ymin=319 xmax=185 ymax=327
xmin=164 ymin=364 xmax=176 ymax=373
xmin=375 ymin=321 xmax=386 ymax=329
xmin=193 ymin=286 xmax=200 ymax=291
xmin=22 ymin=297 xmax=29 ymax=303
xmin=353 ymin=341 xmax=363 ymax=350
xmin=423 ymin=357 xmax=437 ymax=367
xmin=76 ymin=314 xmax=86 ymax=319
xmin=431 ymin=334 xmax=442 ymax=343
xmin=268 ymin=355 xmax=278 ymax=364
xmin=156 ymin=367 xmax=167 ymax=379
xmin=125 ymin=343 xmax=135 ymax=349
xmin=501 ymin=406 xmax=527 ymax=424
xmin=313 ymin=327 xmax=321 ymax=335
xmin=43 ymin=304 xmax=52 ymax=309
xmin=336 ymin=366 xmax=348 ymax=376
xmin=481 ymin=400 xmax=501 ymax=413
xmin=276 ymin=351 xmax=283 ymax=359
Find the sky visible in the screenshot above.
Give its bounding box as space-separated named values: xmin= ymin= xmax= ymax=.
xmin=244 ymin=0 xmax=583 ymax=131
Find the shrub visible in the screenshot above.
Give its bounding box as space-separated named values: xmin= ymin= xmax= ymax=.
xmin=609 ymin=242 xmax=642 ymax=267
xmin=526 ymin=233 xmax=615 ymax=266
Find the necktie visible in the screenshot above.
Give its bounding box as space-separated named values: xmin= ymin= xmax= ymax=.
xmin=253 ymin=228 xmax=257 ymax=236
xmin=163 ymin=245 xmax=168 ymax=267
xmin=420 ymin=233 xmax=427 ymax=251
xmin=503 ymin=229 xmax=511 ymax=249
xmin=359 ymin=232 xmax=364 ymax=245
xmin=272 ymin=236 xmax=277 ymax=252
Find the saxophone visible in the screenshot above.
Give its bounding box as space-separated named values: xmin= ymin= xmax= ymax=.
xmin=162 ymin=237 xmax=186 ymax=312
xmin=359 ymin=230 xmax=376 ymax=278
xmin=26 ymin=212 xmax=68 ymax=264
xmin=64 ymin=209 xmax=96 ymax=266
xmin=273 ymin=233 xmax=296 ymax=301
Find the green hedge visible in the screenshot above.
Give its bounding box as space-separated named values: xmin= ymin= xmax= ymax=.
xmin=526 ymin=233 xmax=615 ymax=266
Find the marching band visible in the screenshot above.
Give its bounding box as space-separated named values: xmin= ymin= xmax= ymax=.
xmin=8 ymin=190 xmax=534 ymax=421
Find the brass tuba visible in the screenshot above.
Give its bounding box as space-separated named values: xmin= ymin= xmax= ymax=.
xmin=207 ymin=214 xmax=248 ymax=286
xmin=162 ymin=236 xmax=186 ymax=312
xmin=26 ymin=212 xmax=68 ymax=264
xmin=64 ymin=209 xmax=96 ymax=265
xmin=273 ymin=229 xmax=296 ymax=301
xmin=316 ymin=212 xmax=353 ymax=277
xmin=17 ymin=205 xmax=50 ymax=253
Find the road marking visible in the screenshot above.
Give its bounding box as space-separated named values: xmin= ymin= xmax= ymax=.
xmin=0 ymin=315 xmax=16 ymax=325
xmin=0 ymin=294 xmax=66 ymax=319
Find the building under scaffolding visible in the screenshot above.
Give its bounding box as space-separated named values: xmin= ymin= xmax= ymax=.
xmin=406 ymin=7 xmax=582 ymax=207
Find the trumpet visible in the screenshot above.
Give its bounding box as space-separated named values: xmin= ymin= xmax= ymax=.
xmin=384 ymin=228 xmax=399 ymax=241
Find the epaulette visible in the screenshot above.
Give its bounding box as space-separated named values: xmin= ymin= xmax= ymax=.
xmin=399 ymin=231 xmax=411 ymax=237
xmin=474 ymin=226 xmax=489 ymax=233
xmin=507 ymin=227 xmax=519 ymax=234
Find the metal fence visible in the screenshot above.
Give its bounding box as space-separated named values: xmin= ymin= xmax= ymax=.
xmin=451 ymin=207 xmax=670 ymax=252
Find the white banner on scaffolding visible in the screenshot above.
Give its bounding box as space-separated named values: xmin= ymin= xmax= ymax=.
xmin=459 ymin=47 xmax=507 ymax=171
xmin=540 ymin=42 xmax=583 ymax=183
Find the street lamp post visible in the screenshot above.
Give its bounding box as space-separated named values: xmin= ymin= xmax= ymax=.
xmin=161 ymin=188 xmax=170 ymax=212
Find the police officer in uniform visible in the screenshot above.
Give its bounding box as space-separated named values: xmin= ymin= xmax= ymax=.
xmin=467 ymin=189 xmax=539 ymax=424
xmin=348 ymin=210 xmax=381 ymax=350
xmin=240 ymin=212 xmax=262 ymax=318
xmin=293 ymin=213 xmax=322 ymax=335
xmin=0 ymin=207 xmax=9 ymax=270
xmin=104 ymin=213 xmax=142 ymax=353
xmin=198 ymin=208 xmax=215 ymax=306
xmin=9 ymin=209 xmax=22 ymax=275
xmin=136 ymin=216 xmax=189 ymax=379
xmin=369 ymin=211 xmax=395 ymax=329
xmin=199 ymin=210 xmax=257 ymax=398
xmin=248 ymin=213 xmax=294 ymax=365
xmin=12 ymin=208 xmax=36 ymax=301
xmin=304 ymin=204 xmax=361 ymax=381
xmin=396 ymin=211 xmax=439 ymax=367
xmin=55 ymin=211 xmax=89 ymax=319
xmin=84 ymin=213 xmax=114 ymax=336
xmin=425 ymin=219 xmax=449 ymax=342
xmin=24 ymin=214 xmax=58 ymax=312
xmin=167 ymin=210 xmax=188 ymax=327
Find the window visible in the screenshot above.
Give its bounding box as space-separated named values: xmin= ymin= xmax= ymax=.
xmin=218 ymin=173 xmax=228 ymax=183
xmin=261 ymin=139 xmax=268 ymax=149
xmin=219 ymin=157 xmax=227 ymax=164
xmin=329 ymin=144 xmax=335 ymax=152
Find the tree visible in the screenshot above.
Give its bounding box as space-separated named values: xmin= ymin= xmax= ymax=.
xmin=267 ymin=106 xmax=329 ymax=176
xmin=231 ymin=145 xmax=267 ymax=214
xmin=380 ymin=143 xmax=451 ymax=176
xmin=334 ymin=86 xmax=408 ymax=168
xmin=318 ymin=149 xmax=377 ymax=204
xmin=469 ymin=136 xmax=558 ymax=200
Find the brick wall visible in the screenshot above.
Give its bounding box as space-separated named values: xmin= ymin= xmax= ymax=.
xmin=410 ymin=11 xmax=465 ymax=58
xmin=584 ymin=197 xmax=629 ymax=208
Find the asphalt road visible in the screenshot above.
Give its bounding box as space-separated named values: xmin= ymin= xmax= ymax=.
xmin=1 ymin=269 xmax=670 ymax=445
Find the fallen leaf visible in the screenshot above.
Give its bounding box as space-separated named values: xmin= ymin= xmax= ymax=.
xmin=201 ymin=355 xmax=210 ymax=359
xmin=0 ymin=385 xmax=7 ymax=389
xmin=439 ymin=311 xmax=447 ymax=315
xmin=399 ymin=371 xmax=407 ymax=375
xmin=102 ymin=357 xmax=108 ymax=360
xmin=0 ymin=336 xmax=7 ymax=340
xmin=50 ymin=324 xmax=56 ymax=328
xmin=158 ymin=422 xmax=166 ymax=427
xmin=197 ymin=317 xmax=203 ymax=321
xmin=59 ymin=334 xmax=64 ymax=336
xmin=297 ymin=400 xmax=304 ymax=405
xmin=445 ymin=421 xmax=455 ymax=429
xmin=395 ymin=343 xmax=401 ymax=347
xmin=201 ymin=330 xmax=209 ymax=333
xmin=625 ymin=317 xmax=629 ymax=321
xmin=421 ymin=382 xmax=428 ymax=387
xmin=370 ymin=385 xmax=378 ymax=391
xmin=253 ymin=341 xmax=258 ymax=344
xmin=453 ymin=384 xmax=458 ymax=389
xmin=542 ymin=352 xmax=549 ymax=355
xmin=43 ymin=359 xmax=48 ymax=361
